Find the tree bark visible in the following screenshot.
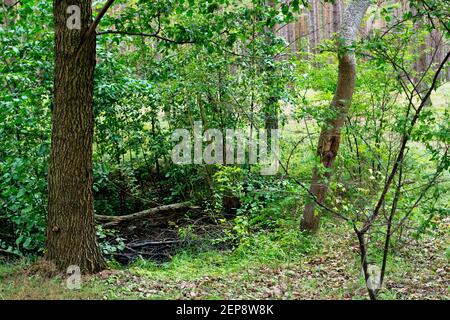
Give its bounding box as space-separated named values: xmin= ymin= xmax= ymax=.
xmin=301 ymin=0 xmax=371 ymax=232
xmin=46 ymin=0 xmax=105 ymax=273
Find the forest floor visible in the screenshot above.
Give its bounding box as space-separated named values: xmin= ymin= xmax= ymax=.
xmin=1 ymin=217 xmax=448 ymax=300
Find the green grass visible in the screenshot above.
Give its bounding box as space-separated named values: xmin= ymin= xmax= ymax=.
xmin=127 ymin=230 xmax=316 ymax=281
xmin=431 ymin=81 xmax=450 ymax=114
xmin=0 ymin=260 xmax=108 ymax=300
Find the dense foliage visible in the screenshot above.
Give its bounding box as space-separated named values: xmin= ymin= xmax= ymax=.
xmin=0 ymin=0 xmax=448 ymax=300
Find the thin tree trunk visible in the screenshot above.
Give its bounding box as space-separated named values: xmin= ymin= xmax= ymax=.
xmin=46 ymin=0 xmax=105 ymax=273
xmin=308 ymin=0 xmax=318 ymax=53
xmin=301 ymin=0 xmax=372 ymax=232
xmin=264 ymin=0 xmax=279 ymax=137
xmin=332 ymin=0 xmax=341 ymax=34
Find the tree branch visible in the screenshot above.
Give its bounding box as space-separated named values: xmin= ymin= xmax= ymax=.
xmin=360 ymin=49 xmax=450 ymax=234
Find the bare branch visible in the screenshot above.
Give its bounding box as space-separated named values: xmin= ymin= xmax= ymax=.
xmin=97 ymin=30 xmax=196 ymax=44
xmin=84 ymin=0 xmax=116 ymax=40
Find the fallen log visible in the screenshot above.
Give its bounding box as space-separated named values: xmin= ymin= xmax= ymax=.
xmin=127 ymin=239 xmax=182 ymax=248
xmin=95 ymin=202 xmax=200 ymax=226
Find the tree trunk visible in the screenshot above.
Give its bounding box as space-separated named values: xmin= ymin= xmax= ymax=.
xmin=264 ymin=0 xmax=279 ymax=136
xmin=46 ymin=0 xmax=105 ymax=273
xmin=308 ymin=0 xmax=318 ymax=53
xmin=332 ymin=0 xmax=342 ymax=34
xmin=301 ymin=0 xmax=371 ymax=232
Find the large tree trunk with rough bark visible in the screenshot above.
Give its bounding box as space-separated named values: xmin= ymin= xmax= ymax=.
xmin=301 ymin=0 xmax=371 ymax=232
xmin=46 ymin=0 xmax=105 ymax=273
